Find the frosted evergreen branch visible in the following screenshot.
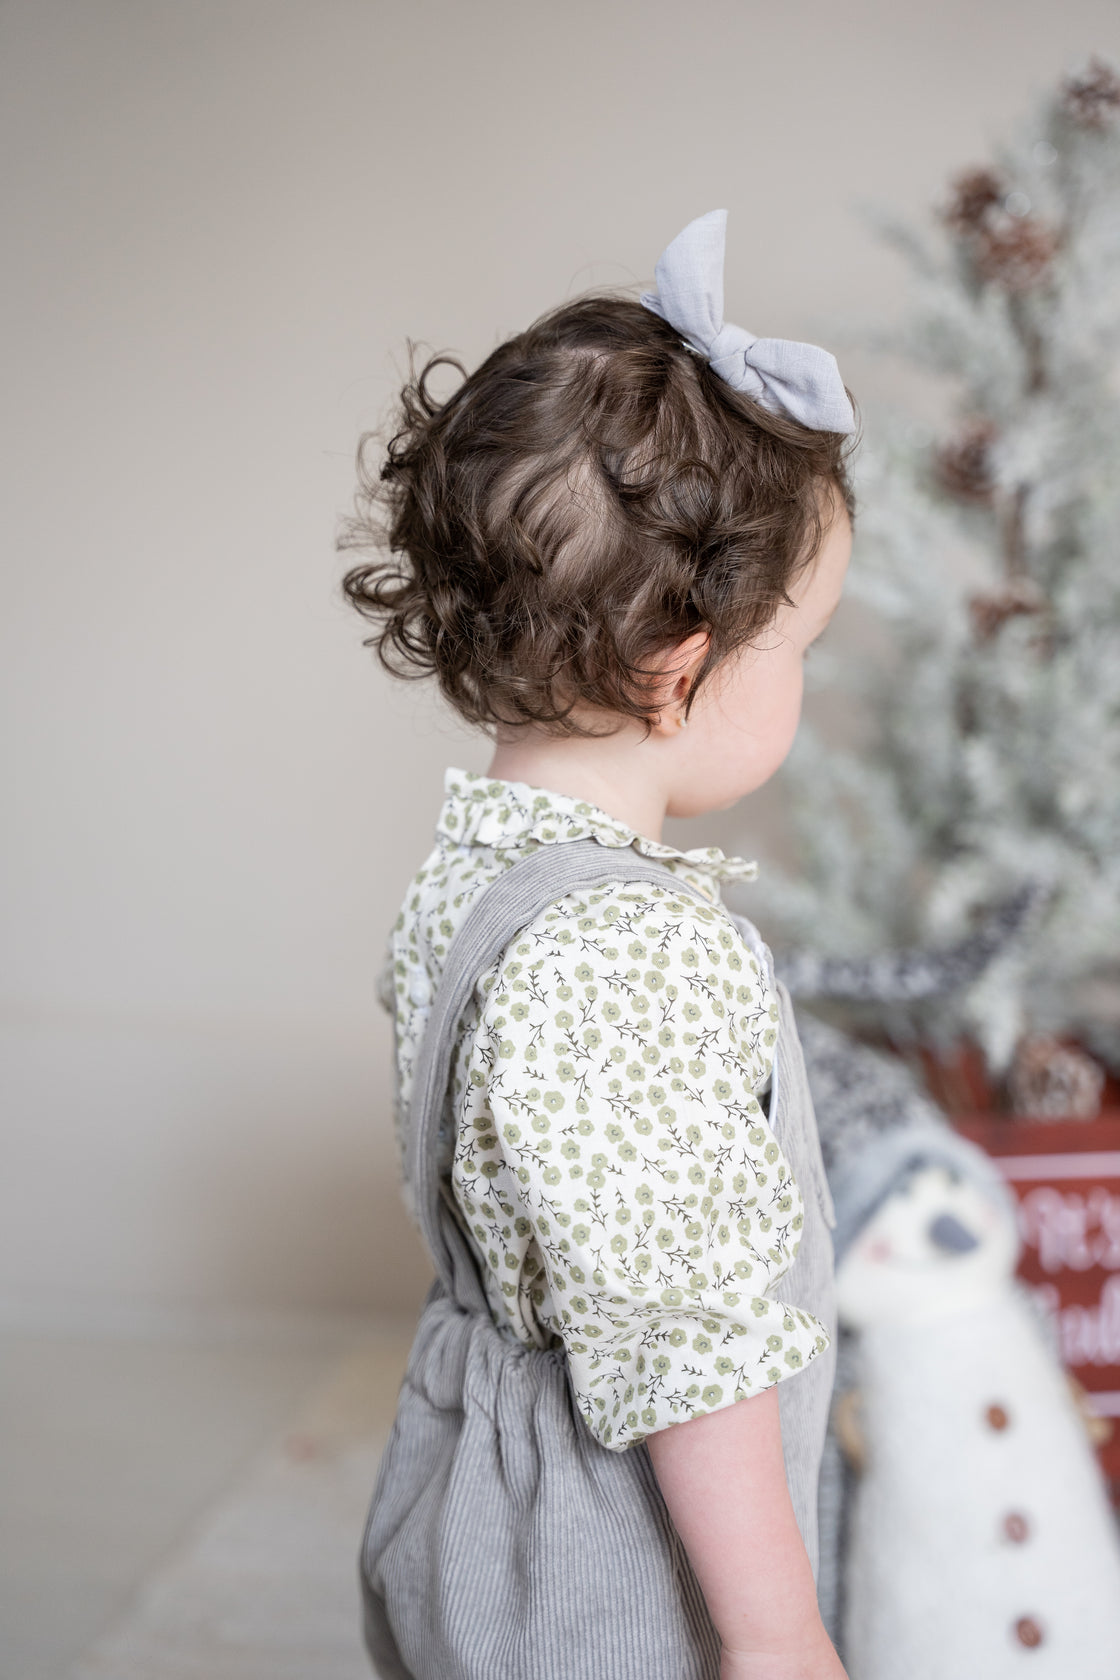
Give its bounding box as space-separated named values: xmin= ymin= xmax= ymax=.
xmin=776 ymin=881 xmax=1050 ymax=1002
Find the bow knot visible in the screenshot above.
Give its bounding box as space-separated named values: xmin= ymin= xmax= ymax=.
xmin=640 ymin=210 xmax=855 ymax=435
xmin=707 ymin=321 xmax=764 ymax=398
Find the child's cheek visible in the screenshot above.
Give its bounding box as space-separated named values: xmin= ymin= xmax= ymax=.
xmin=723 ymin=689 xmax=803 ymax=802
xmin=762 ymin=663 xmax=806 ymax=771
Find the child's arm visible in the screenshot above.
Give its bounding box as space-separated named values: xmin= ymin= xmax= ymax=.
xmin=647 ymin=1385 xmax=847 ymax=1680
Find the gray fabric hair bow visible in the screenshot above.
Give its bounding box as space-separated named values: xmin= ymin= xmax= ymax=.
xmin=640 ymin=209 xmax=856 ymax=434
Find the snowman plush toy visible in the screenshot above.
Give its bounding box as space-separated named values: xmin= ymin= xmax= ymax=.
xmin=794 ymin=1011 xmax=1120 ymax=1680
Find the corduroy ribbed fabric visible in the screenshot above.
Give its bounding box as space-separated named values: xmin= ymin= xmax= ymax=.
xmin=360 ymin=841 xmax=837 ymax=1680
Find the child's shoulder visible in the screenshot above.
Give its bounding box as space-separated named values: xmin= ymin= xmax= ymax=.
xmin=389 ymin=837 xmax=774 ymax=1022
xmin=488 ymin=869 xmax=770 ymax=992
xmin=477 ymin=868 xmax=780 ymax=1100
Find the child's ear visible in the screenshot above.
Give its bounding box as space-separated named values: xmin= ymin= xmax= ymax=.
xmin=648 ymin=629 xmax=711 ymax=734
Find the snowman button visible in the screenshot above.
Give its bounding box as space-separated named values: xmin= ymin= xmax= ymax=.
xmin=985 ymin=1402 xmax=1011 ymax=1431
xmin=1014 ymin=1616 xmax=1044 ymax=1648
xmin=1003 ymin=1512 xmax=1030 ymax=1544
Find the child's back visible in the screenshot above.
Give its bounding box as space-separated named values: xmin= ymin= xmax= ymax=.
xmin=345 ymin=212 xmax=857 ymax=1679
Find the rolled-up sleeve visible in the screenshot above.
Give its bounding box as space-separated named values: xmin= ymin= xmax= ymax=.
xmin=452 ymin=876 xmax=831 ymax=1452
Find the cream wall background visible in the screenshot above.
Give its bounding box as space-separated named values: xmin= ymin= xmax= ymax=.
xmin=2 ymin=0 xmax=1118 ymax=1326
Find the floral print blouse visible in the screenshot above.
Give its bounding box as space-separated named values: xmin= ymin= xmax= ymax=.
xmin=380 ymin=768 xmax=830 ymax=1451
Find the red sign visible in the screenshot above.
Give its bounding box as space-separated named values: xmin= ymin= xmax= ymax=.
xmin=953 ymin=1113 xmax=1120 ymax=1505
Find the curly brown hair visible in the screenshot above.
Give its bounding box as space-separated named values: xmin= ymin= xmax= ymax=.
xmin=339 ymin=294 xmax=857 ymax=735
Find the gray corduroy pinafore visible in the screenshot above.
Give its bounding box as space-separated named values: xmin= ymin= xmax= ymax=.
xmin=360 ymin=840 xmax=838 ymax=1680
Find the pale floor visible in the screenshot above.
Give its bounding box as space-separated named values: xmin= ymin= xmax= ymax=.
xmin=0 ymin=1315 xmax=415 ymax=1680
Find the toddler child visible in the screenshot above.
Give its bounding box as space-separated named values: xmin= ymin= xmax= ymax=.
xmin=344 ymin=211 xmax=856 ymax=1680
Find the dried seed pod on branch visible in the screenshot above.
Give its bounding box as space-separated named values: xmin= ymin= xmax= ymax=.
xmin=1061 ymin=56 xmax=1120 ymax=131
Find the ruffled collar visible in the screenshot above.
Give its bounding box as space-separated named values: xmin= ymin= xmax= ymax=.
xmin=435 ymin=768 xmax=759 ymax=897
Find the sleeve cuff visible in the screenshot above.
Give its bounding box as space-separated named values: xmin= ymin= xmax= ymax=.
xmin=562 ymin=1293 xmax=831 ymax=1452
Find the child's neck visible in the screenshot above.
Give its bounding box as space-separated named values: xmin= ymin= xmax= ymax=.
xmin=487 ymin=728 xmax=671 ymax=843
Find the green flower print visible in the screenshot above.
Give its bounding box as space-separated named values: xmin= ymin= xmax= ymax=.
xmin=383 ymin=767 xmax=829 ymax=1452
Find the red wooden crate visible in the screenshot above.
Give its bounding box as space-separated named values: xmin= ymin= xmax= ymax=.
xmin=920 ymin=1044 xmax=1120 ymax=1506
